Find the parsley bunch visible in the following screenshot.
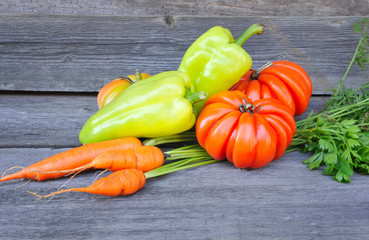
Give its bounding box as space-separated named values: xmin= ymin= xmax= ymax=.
xmin=287 ymin=18 xmax=369 ymax=183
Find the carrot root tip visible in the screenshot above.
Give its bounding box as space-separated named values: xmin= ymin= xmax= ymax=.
xmin=14 ymin=179 xmax=32 ymax=189
xmin=1 ymin=166 xmax=26 ymax=179
xmin=27 ymin=190 xmax=47 ymax=199
xmin=27 ymin=189 xmax=71 ymax=199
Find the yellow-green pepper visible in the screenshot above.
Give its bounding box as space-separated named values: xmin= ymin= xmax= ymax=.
xmin=79 ymin=71 xmax=205 ymax=144
xmin=178 ymin=23 xmax=264 ymax=113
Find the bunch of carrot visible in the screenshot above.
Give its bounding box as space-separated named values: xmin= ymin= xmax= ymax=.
xmin=1 ymin=136 xmax=216 ymax=198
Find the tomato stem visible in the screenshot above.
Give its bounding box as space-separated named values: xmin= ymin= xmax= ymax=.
xmin=250 ymin=62 xmax=273 ymax=80
xmin=239 ymin=98 xmax=261 ymax=114
xmin=135 ymin=69 xmax=142 ymax=81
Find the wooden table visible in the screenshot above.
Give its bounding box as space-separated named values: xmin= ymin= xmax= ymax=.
xmin=1 ymin=1 xmax=369 ymax=239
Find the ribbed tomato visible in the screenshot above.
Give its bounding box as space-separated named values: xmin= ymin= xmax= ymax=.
xmin=230 ymin=61 xmax=312 ymax=116
xmin=196 ymin=90 xmax=296 ymax=169
xmin=97 ymin=71 xmax=151 ymax=109
xmin=97 ymin=77 xmax=132 ymax=109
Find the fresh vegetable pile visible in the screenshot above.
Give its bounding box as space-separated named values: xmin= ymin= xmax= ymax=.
xmin=1 ymin=19 xmax=368 ymax=198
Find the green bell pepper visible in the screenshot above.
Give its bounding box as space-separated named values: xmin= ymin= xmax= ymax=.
xmin=79 ymin=71 xmax=205 ymax=144
xmin=178 ymin=23 xmax=264 ymax=113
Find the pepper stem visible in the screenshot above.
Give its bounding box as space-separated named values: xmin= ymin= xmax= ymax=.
xmin=185 ymin=90 xmax=208 ymax=105
xmin=234 ymin=23 xmax=264 ymax=46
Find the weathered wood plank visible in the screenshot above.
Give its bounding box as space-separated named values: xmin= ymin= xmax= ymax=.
xmin=0 ymin=148 xmax=368 ymax=240
xmin=0 ymin=14 xmax=367 ymax=93
xmin=0 ymin=93 xmax=328 ymax=148
xmin=1 ymin=0 xmax=369 ymax=16
xmin=0 ymin=93 xmax=96 ymax=148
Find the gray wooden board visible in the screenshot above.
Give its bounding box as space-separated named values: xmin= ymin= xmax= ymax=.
xmin=0 ymin=148 xmax=368 ymax=240
xmin=1 ymin=0 xmax=369 ymax=16
xmin=0 ymin=94 xmax=329 ymax=148
xmin=0 ymin=14 xmax=368 ymax=93
xmin=0 ymin=93 xmax=95 ymax=148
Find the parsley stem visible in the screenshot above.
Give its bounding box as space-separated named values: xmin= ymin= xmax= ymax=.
xmin=317 ymin=22 xmax=367 ymax=114
xmin=296 ymin=98 xmax=369 ymax=128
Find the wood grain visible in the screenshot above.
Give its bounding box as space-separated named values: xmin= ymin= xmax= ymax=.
xmin=0 ymin=93 xmax=328 ymax=148
xmin=0 ymin=93 xmax=96 ymax=148
xmin=1 ymin=148 xmax=368 ymax=240
xmin=1 ymin=0 xmax=369 ymax=16
xmin=0 ymin=14 xmax=367 ymax=93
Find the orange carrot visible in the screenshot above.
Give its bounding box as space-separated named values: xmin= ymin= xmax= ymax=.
xmin=0 ymin=137 xmax=142 ymax=182
xmin=29 ymin=168 xmax=146 ymax=197
xmin=29 ymin=157 xmax=218 ymax=198
xmin=45 ymin=145 xmax=165 ymax=175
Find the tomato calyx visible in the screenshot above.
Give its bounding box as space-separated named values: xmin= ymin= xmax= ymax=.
xmin=250 ymin=62 xmax=274 ymax=80
xmin=118 ymin=69 xmax=148 ymax=84
xmin=117 ymin=76 xmax=134 ymax=84
xmin=238 ymin=98 xmax=261 ymax=114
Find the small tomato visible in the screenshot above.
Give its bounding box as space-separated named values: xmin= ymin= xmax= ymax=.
xmin=230 ymin=61 xmax=312 ymax=116
xmin=97 ymin=70 xmax=151 ymax=108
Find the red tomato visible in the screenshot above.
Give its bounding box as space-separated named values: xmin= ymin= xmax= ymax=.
xmin=230 ymin=61 xmax=312 ymax=116
xmin=196 ymin=90 xmax=296 ymax=169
